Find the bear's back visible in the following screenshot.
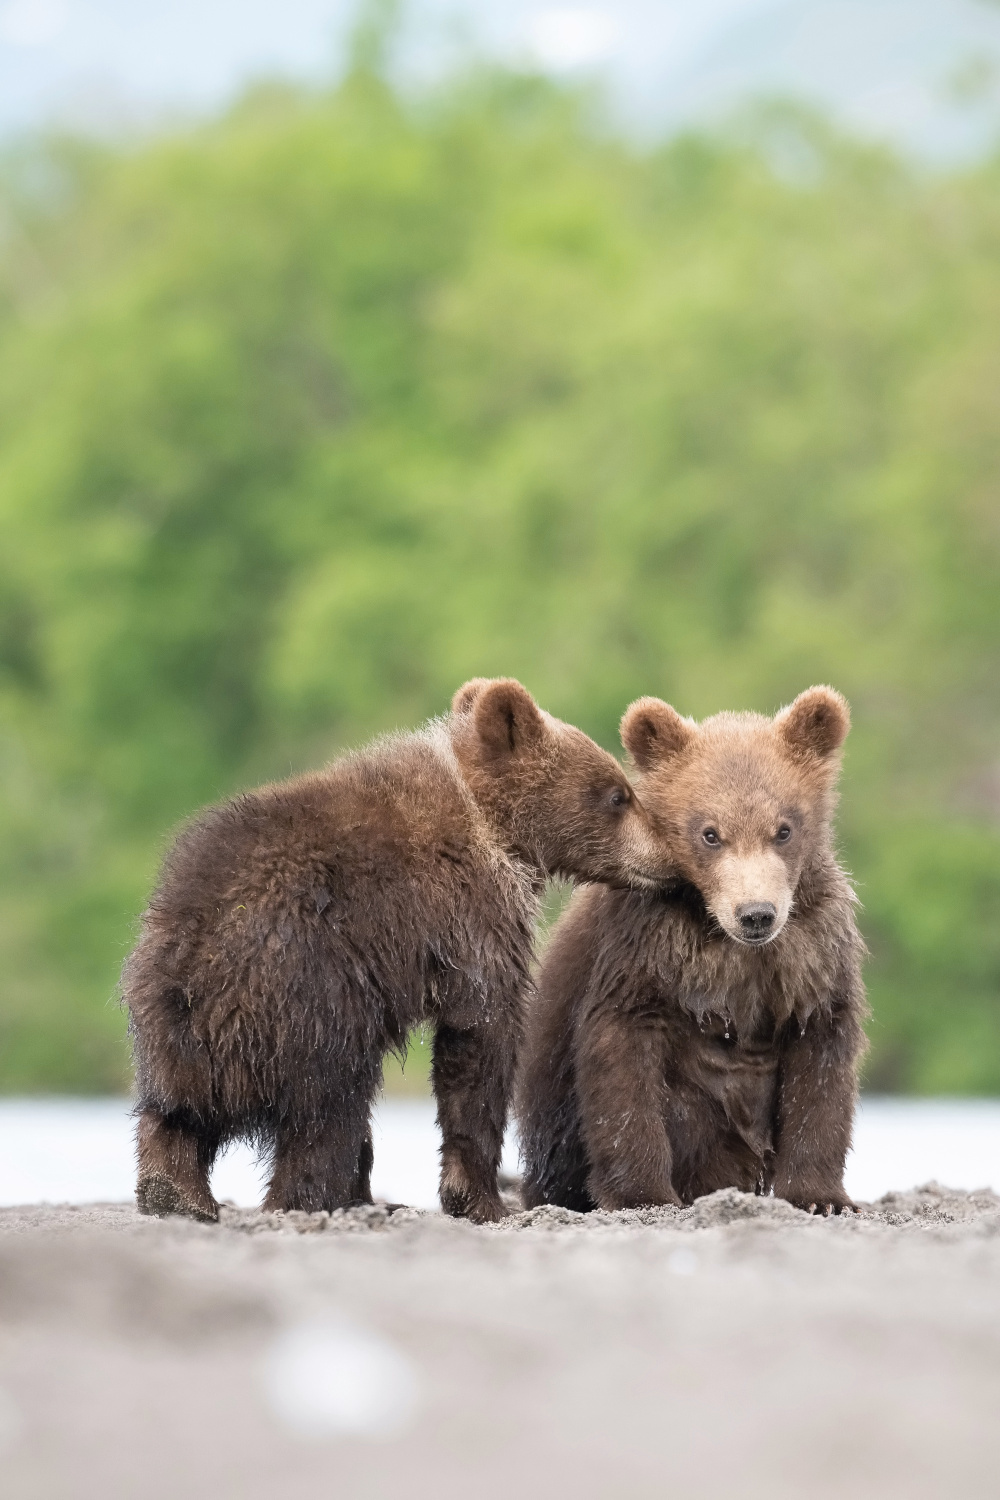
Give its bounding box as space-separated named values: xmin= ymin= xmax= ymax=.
xmin=146 ymin=726 xmax=489 ymax=931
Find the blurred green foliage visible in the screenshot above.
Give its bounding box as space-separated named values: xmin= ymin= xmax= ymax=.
xmin=0 ymin=60 xmax=998 ymax=1095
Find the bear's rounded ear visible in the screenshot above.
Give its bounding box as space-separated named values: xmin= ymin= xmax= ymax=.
xmin=473 ymin=678 xmax=547 ymax=761
xmin=620 ymin=697 xmax=694 ymax=772
xmin=451 ymin=678 xmax=492 ymax=717
xmin=776 ymin=686 xmax=850 ymax=761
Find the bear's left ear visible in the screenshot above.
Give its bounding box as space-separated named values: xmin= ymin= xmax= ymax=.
xmin=473 ymin=678 xmax=547 ymax=762
xmin=620 ymin=697 xmax=695 ymax=772
xmin=776 ymin=686 xmax=850 ymax=761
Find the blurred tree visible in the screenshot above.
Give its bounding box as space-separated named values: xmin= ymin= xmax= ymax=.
xmin=0 ymin=71 xmax=997 ymax=1093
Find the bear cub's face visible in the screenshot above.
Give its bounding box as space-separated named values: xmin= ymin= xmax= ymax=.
xmin=621 ymin=687 xmax=851 ymax=946
xmin=452 ymin=678 xmax=672 ymax=888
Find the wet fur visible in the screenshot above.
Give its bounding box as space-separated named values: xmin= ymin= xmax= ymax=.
xmin=519 ymin=688 xmax=868 ymax=1216
xmin=125 ymin=680 xmax=667 ymax=1224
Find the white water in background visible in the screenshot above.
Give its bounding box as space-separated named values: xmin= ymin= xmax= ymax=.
xmin=0 ymin=1096 xmax=997 ymax=1209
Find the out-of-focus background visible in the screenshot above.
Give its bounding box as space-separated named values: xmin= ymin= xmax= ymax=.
xmin=1 ymin=0 xmax=999 ymax=1132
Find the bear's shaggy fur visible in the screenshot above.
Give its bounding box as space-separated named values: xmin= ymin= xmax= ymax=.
xmin=518 ymin=687 xmax=868 ymax=1217
xmin=124 ymin=679 xmax=670 ymax=1224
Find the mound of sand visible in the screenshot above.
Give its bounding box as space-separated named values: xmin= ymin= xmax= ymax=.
xmin=1 ymin=1186 xmax=998 ymax=1499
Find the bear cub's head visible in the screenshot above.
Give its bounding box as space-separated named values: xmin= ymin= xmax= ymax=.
xmin=620 ymin=687 xmax=851 ymax=947
xmin=450 ymin=677 xmax=670 ymax=889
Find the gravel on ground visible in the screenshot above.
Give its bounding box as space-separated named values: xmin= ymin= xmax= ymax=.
xmin=1 ymin=1184 xmax=998 ymax=1499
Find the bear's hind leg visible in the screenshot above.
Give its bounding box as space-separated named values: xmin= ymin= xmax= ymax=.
xmin=519 ymin=1031 xmax=594 ymax=1212
xmin=349 ymin=1128 xmax=375 ymax=1205
xmin=135 ymin=1109 xmax=221 ymax=1222
xmin=262 ymin=1082 xmax=377 ymax=1215
xmin=672 ymin=1121 xmax=763 ymax=1204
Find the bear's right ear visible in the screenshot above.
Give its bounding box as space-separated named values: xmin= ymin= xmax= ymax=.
xmin=620 ymin=697 xmax=694 ymax=772
xmin=473 ymin=679 xmax=547 ymax=762
xmin=776 ymin=686 xmax=850 ymax=762
xmin=451 ymin=678 xmax=492 ymax=717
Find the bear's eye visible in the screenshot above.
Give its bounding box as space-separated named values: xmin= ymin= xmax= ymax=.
xmin=775 ymin=825 xmax=792 ymax=843
xmin=608 ymin=787 xmax=629 ymax=810
xmin=702 ymin=828 xmax=721 ymax=847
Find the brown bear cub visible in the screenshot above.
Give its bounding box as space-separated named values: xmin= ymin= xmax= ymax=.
xmin=519 ymin=687 xmax=867 ymax=1217
xmin=124 ymin=678 xmax=671 ymax=1225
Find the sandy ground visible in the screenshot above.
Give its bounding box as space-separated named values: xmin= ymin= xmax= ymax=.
xmin=1 ymin=1185 xmax=999 ymax=1500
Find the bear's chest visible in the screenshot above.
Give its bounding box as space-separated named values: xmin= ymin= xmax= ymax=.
xmin=674 ymin=1007 xmax=784 ymax=1159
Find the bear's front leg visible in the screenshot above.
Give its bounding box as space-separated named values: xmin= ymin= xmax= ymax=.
xmin=771 ymin=995 xmax=866 ymax=1216
xmin=432 ymin=1020 xmax=514 ymax=1223
xmin=575 ymin=1007 xmax=681 ymax=1212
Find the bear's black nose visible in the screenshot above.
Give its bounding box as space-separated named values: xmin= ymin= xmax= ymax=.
xmin=736 ymin=902 xmax=776 ymax=940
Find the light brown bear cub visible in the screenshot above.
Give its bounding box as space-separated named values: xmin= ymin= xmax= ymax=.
xmin=519 ymin=687 xmax=867 ymax=1216
xmin=124 ymin=678 xmax=670 ymax=1225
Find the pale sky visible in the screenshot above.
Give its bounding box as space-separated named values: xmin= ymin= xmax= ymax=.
xmin=2 ymin=0 xmax=1000 ymax=160
xmin=0 ymin=0 xmax=809 ymax=134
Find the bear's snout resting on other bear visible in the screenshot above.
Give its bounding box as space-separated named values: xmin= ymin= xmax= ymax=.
xmin=518 ymin=686 xmax=868 ymax=1217
xmin=124 ymin=678 xmax=671 ymax=1225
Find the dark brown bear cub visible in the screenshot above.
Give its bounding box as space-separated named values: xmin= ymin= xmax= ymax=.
xmin=124 ymin=678 xmax=670 ymax=1224
xmin=519 ymin=687 xmax=867 ymax=1217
